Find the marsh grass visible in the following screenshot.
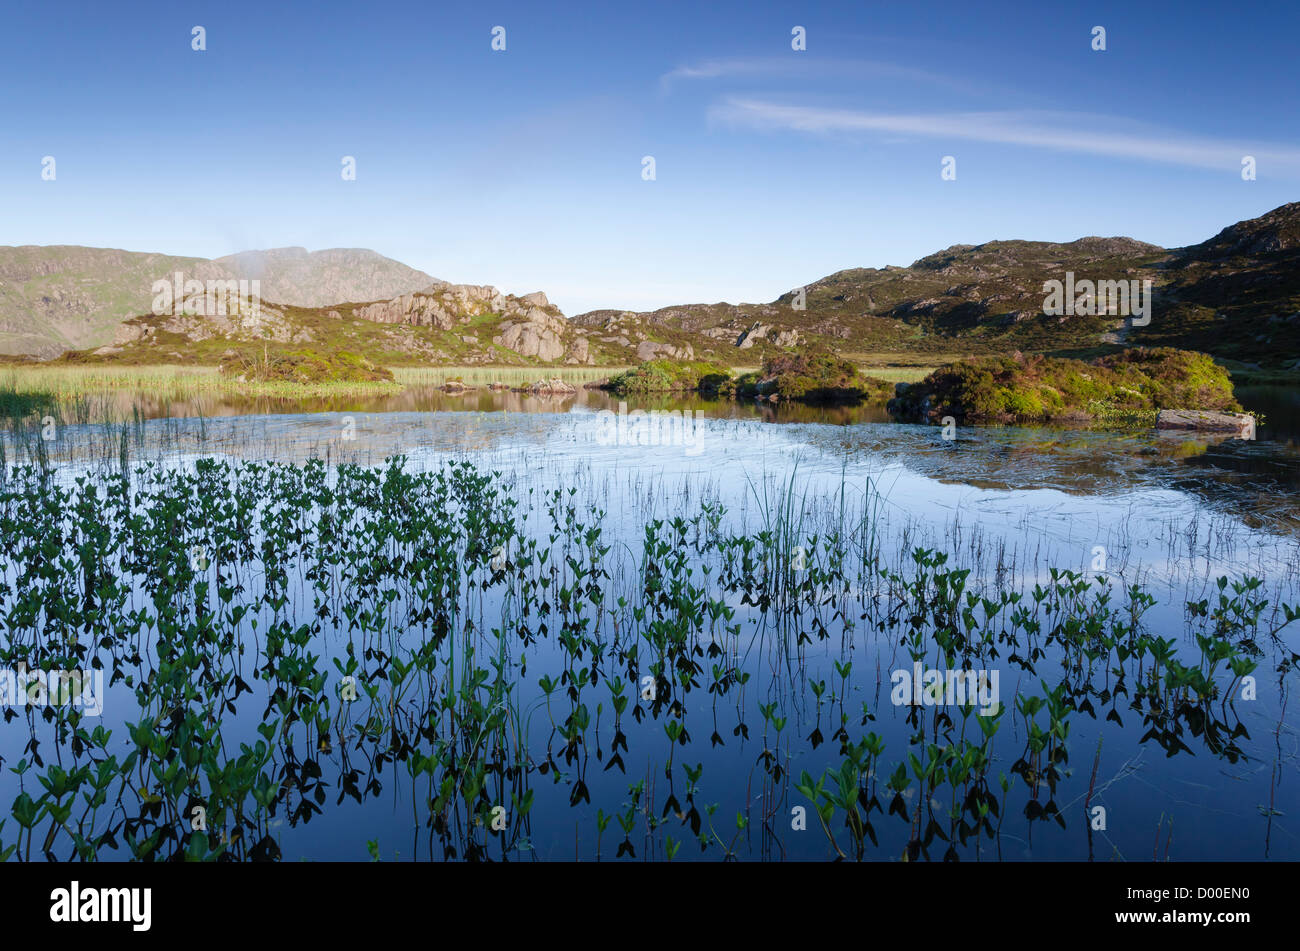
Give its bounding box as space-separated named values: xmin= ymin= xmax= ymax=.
xmin=2 ymin=364 xmax=225 ymax=396
xmin=392 ymin=366 xmax=627 ymax=387
xmin=1 ymin=364 xmax=402 ymax=413
xmin=0 ymin=364 xmax=628 ymax=430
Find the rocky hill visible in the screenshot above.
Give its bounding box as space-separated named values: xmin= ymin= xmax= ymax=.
xmin=570 ymin=204 xmax=1300 ymax=369
xmin=85 ymin=282 xmax=608 ymax=369
xmin=568 ymin=236 xmax=1171 ymax=361
xmin=0 ymin=245 xmax=436 ymax=358
xmin=10 ymin=203 xmax=1300 ymax=370
xmin=1130 ymin=202 xmax=1300 ymax=364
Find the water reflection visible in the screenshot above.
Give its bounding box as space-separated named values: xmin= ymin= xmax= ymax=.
xmin=8 ymin=384 xmax=1299 ymax=536
xmin=78 ymin=384 xmax=897 ymax=426
xmin=1235 ymin=384 xmax=1300 ymax=445
xmin=3 ymin=379 xmax=1300 ymax=861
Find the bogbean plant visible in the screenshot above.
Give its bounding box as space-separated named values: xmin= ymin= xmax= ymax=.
xmin=790 ymin=541 xmax=1293 ymax=860
xmin=0 ymin=456 xmax=1295 ymax=861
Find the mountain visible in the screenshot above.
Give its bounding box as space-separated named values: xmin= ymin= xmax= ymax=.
xmin=573 ymin=239 xmax=1170 ymax=359
xmin=10 ymin=203 xmax=1300 ymax=369
xmin=570 ymin=203 xmax=1300 ymax=369
xmin=0 ymin=246 xmax=436 ymax=358
xmin=0 ymin=247 xmax=220 ymax=358
xmin=1131 ymin=202 xmax=1300 ymax=363
xmin=210 ymin=248 xmax=439 ymax=309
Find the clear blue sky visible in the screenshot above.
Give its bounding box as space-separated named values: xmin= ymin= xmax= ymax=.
xmin=3 ymin=0 xmax=1297 ymax=315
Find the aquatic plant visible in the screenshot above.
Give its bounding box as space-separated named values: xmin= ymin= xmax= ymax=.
xmin=0 ymin=455 xmax=1294 ymax=861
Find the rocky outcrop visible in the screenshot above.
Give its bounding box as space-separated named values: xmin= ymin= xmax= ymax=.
xmin=350 ymin=282 xmax=577 ymax=363
xmin=565 ymin=334 xmax=593 ymax=365
xmin=494 ymin=309 xmax=569 ymax=361
xmin=85 ymin=278 xmax=583 ymax=365
xmin=736 ymin=323 xmax=768 ymax=349
xmin=736 ymin=322 xmax=800 ymax=349
xmin=98 ymin=292 xmax=291 ymax=354
xmin=355 ymin=283 xmax=507 ymax=329
xmin=636 ymin=340 xmax=694 ymax=361
xmin=20 ymin=202 xmax=1300 ymax=367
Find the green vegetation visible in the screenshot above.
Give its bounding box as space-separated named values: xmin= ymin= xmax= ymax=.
xmin=1219 ymin=360 xmax=1300 ymax=387
xmin=890 ymin=347 xmax=1241 ymax=424
xmin=394 ymin=365 xmax=626 ymax=388
xmin=218 ymin=348 xmax=396 ymax=385
xmin=4 ymin=342 xmax=1264 ymax=435
xmin=0 ymin=362 xmax=621 ymax=407
xmin=0 ymin=387 xmax=55 ymax=421
xmin=57 ymin=301 xmax=560 ymax=371
xmin=0 ymin=455 xmax=1288 ymax=861
xmin=604 ymin=354 xmax=896 ymax=405
xmin=736 ymin=353 xmax=895 ymax=405
xmin=0 ymin=247 xmax=215 ymax=358
xmin=1 ymin=364 xmax=410 ymax=425
xmin=605 ymin=359 xmax=732 ymax=395
xmin=3 ymin=363 xmax=223 ymax=395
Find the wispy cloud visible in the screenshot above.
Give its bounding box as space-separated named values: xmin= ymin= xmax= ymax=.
xmin=711 ymin=98 xmax=1300 ymax=173
xmin=659 ymin=58 xmax=980 ymax=96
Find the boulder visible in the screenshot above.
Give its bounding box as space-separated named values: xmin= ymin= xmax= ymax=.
xmin=1156 ymin=409 xmax=1255 ymax=439
xmin=494 ymin=312 xmax=567 ymax=362
xmin=565 ymin=335 xmax=591 ymax=365
xmin=636 ymin=340 xmax=694 ymax=361
xmin=736 ymin=323 xmax=770 ymax=349
xmin=523 ymin=378 xmax=578 ymax=394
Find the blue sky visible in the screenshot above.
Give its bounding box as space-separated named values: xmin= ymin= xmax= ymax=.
xmin=3 ymin=0 xmax=1298 ymax=315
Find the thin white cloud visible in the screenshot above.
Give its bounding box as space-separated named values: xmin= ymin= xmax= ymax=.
xmin=711 ymin=98 xmax=1300 ymax=172
xmin=659 ymin=58 xmax=978 ymax=96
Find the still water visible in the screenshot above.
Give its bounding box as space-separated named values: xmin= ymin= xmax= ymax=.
xmin=1 ymin=389 xmax=1297 ymax=861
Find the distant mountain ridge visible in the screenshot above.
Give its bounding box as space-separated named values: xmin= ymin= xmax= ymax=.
xmin=209 ymin=248 xmax=439 ymax=309
xmin=0 ymin=246 xmax=437 ymax=357
xmin=6 ymin=202 xmax=1300 ymax=367
xmin=570 ymin=203 xmax=1300 ymax=368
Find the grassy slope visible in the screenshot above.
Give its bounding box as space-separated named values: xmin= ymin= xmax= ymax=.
xmin=0 ymin=247 xmax=213 ymax=356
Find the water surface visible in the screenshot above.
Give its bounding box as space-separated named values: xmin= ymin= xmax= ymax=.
xmin=2 ymin=393 xmax=1297 ymax=862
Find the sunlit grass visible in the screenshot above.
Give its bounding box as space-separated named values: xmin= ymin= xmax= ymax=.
xmin=861 ymin=367 xmax=935 ymax=383
xmin=732 ymin=360 xmax=938 ymax=384
xmin=2 ymin=364 xmax=225 ymax=396
xmin=4 ymin=359 xmax=937 ymax=397
xmin=392 ymin=365 xmax=627 ymax=387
